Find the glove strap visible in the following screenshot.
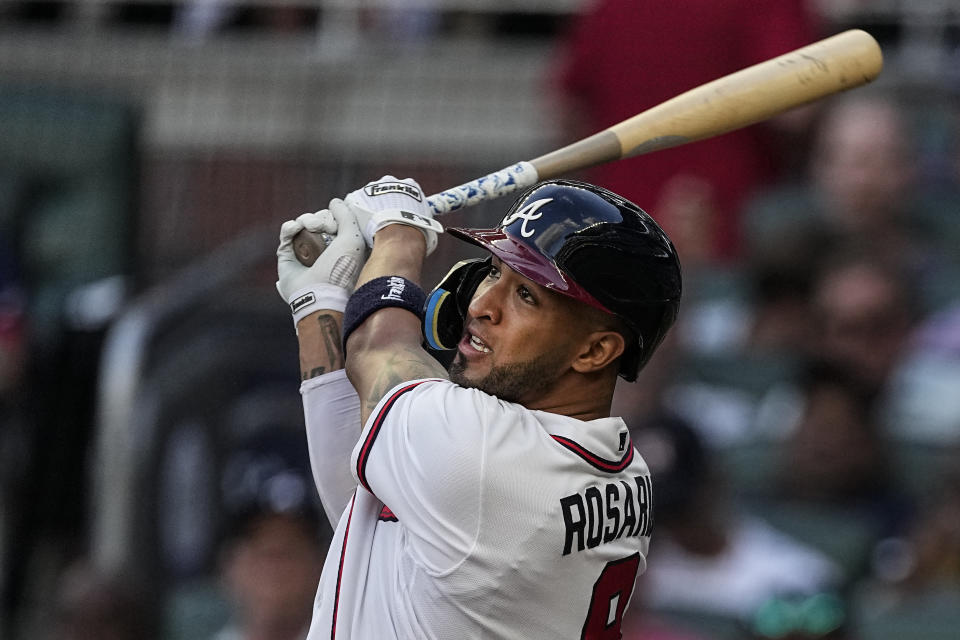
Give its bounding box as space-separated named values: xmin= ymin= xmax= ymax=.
xmin=343 ymin=276 xmax=426 ymax=349
xmin=368 ymin=210 xmax=443 ymax=255
xmin=288 ymin=284 xmax=350 ymax=327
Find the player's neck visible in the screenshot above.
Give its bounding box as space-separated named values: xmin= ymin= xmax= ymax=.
xmin=525 ymin=370 xmax=615 ymax=421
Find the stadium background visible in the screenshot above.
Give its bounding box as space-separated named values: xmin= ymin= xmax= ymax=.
xmin=1 ymin=1 xmax=959 ymax=639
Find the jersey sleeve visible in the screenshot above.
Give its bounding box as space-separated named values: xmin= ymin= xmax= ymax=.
xmin=349 ymin=378 xmax=493 ymax=573
xmin=300 ymin=369 xmax=362 ymax=529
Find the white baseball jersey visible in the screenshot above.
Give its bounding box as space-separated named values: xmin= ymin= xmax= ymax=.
xmin=306 ymin=378 xmax=653 ymax=640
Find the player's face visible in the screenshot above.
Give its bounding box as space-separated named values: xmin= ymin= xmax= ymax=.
xmin=448 ymin=257 xmax=593 ymax=405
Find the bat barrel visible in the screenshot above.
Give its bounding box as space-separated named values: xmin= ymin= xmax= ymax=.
xmin=612 ymin=29 xmax=883 ymax=158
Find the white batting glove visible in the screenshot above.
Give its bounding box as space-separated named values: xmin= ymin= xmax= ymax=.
xmin=276 ymin=198 xmax=367 ymax=326
xmin=345 ymin=175 xmax=443 ymax=255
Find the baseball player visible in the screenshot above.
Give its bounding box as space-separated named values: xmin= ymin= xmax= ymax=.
xmin=275 ymin=176 xmax=681 ymax=639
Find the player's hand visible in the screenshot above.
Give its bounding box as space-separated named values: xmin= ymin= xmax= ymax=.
xmin=345 ymin=175 xmax=443 ymax=255
xmin=276 ymin=198 xmax=367 ymax=324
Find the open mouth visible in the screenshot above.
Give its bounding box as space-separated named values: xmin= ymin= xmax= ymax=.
xmin=467 ymin=332 xmax=491 ymax=354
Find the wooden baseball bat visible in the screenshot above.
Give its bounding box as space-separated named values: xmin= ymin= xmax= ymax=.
xmin=294 ymin=29 xmax=882 ymax=265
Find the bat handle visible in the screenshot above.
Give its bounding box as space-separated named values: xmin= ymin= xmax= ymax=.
xmin=292 ymin=230 xmax=328 ymax=267
xmin=291 ymin=162 xmax=539 ymax=266
xmin=426 ymin=161 xmax=539 ymax=215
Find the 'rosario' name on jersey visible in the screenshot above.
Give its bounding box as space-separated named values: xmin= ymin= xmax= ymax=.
xmin=560 ymin=475 xmax=652 ymax=556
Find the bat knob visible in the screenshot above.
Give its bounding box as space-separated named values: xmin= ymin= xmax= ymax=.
xmin=293 ymin=229 xmax=327 ymax=267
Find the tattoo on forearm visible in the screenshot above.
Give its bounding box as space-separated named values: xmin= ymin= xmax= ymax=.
xmin=363 ymin=346 xmax=447 ymax=412
xmin=302 ymin=366 xmax=325 ymax=381
xmin=319 ymin=314 xmax=342 ymax=367
xmin=301 ymin=313 xmax=344 ymax=381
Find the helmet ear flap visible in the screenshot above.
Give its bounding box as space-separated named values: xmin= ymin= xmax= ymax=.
xmin=618 ymin=340 xmax=642 ymax=383
xmin=423 ymin=257 xmax=491 ymax=351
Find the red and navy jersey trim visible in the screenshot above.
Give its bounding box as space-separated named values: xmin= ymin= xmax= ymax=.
xmin=551 ymin=434 xmax=634 ymax=473
xmin=356 ymin=380 xmax=432 ymax=493
xmin=331 ymin=492 xmax=356 ymax=640
xmin=378 ymin=505 xmax=398 ymax=522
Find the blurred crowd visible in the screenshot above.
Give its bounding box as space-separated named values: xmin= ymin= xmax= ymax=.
xmin=558 ymin=2 xmax=960 ymax=639
xmin=2 ymin=1 xmax=960 ymax=639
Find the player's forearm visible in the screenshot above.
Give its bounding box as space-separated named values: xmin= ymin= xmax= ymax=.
xmin=345 ymin=225 xmax=447 ymax=421
xmin=347 ymin=225 xmax=428 ymax=360
xmin=356 ymin=225 xmax=427 ymax=288
xmin=297 ymin=310 xmax=345 ymax=381
xmin=299 ymin=226 xmax=427 ymax=382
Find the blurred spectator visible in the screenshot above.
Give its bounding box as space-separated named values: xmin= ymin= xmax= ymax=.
xmin=811 ymin=95 xmax=916 ymax=241
xmin=51 ymin=559 xmax=155 ymax=640
xmin=776 ymin=360 xmax=895 ymax=507
xmin=210 ymin=431 xmax=328 ymax=640
xmin=755 ymin=359 xmax=914 ymax=584
xmin=882 ymin=302 xmax=960 ymax=446
xmin=677 ymin=235 xmax=822 ymax=362
xmin=671 ymin=248 xmax=919 ymax=448
xmin=810 ymin=251 xmax=917 ymax=393
xmin=631 ymin=413 xmax=840 ymax=625
xmin=745 ymin=254 xmax=820 ymax=358
xmin=554 ymin=0 xmax=818 ymax=263
xmin=656 ymin=252 xmax=817 ymax=449
xmin=743 ymin=91 xmax=960 ymax=312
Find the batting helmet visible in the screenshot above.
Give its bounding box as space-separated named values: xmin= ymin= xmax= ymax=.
xmin=435 ymin=179 xmax=681 ymax=381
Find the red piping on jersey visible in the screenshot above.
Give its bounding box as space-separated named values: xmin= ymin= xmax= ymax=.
xmin=378 ymin=505 xmax=398 ymax=522
xmin=551 ymin=434 xmax=634 ymax=473
xmin=331 ymin=492 xmax=356 ymax=640
xmin=356 ymin=380 xmax=432 ymax=493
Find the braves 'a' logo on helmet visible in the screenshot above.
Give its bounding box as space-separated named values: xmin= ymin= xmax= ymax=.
xmin=499 ymin=198 xmax=552 ymax=238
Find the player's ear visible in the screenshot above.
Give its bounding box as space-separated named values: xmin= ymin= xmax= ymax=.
xmin=571 ymin=330 xmax=626 ymax=375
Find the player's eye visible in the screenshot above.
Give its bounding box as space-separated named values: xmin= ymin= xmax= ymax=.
xmin=517 ymin=285 xmax=536 ymax=305
xmin=487 ymin=264 xmax=501 ymax=280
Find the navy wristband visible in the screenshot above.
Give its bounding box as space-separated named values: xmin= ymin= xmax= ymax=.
xmin=343 ymin=276 xmax=427 ymax=347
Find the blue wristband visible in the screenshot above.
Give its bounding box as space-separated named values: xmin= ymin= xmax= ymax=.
xmin=343 ymin=276 xmax=427 ymax=347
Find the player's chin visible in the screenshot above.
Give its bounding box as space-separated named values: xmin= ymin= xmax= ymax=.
xmin=448 ymin=352 xmax=483 ymax=387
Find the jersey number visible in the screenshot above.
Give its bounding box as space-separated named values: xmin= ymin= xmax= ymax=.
xmin=581 ymin=553 xmax=641 ymax=639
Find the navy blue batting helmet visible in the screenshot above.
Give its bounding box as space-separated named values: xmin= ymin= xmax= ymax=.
xmin=438 ymin=179 xmax=682 ymax=380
